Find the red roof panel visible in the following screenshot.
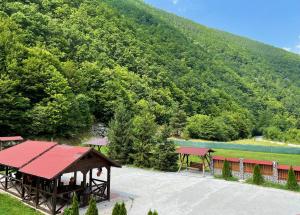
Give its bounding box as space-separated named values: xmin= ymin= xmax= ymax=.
xmin=213 ymin=156 xmax=240 ymax=163
xmin=0 ymin=136 xmax=23 ymax=142
xmin=20 ymin=145 xmax=90 ymax=179
xmin=0 ymin=140 xmax=57 ymax=168
xmin=278 ymin=165 xmax=300 ymax=172
xmin=243 ymin=159 xmax=273 ymax=166
xmin=176 ymin=147 xmax=214 ymax=156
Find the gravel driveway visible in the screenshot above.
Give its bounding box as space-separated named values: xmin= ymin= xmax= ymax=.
xmin=79 ymin=167 xmax=300 ymax=215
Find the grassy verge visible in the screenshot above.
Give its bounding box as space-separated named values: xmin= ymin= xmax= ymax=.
xmin=245 ymin=179 xmax=300 ymax=192
xmin=0 ymin=193 xmax=42 ymax=215
xmin=214 ymin=149 xmax=300 ymax=166
xmin=214 ymin=174 xmax=239 ymax=181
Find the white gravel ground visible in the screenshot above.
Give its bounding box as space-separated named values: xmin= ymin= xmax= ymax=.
xmin=76 ymin=166 xmax=300 ymax=215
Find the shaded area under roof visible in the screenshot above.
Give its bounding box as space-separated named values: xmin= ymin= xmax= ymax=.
xmin=176 ymin=147 xmax=215 ymax=156
xmin=0 ymin=140 xmax=57 ymax=168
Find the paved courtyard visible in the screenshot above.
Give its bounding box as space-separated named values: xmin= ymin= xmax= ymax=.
xmin=78 ymin=167 xmax=300 ymax=215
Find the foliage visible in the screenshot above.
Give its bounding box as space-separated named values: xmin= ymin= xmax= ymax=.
xmin=286 ymin=166 xmax=299 ymax=191
xmin=85 ymin=198 xmax=98 ymax=215
xmin=222 ymin=160 xmax=232 ymax=180
xmin=108 ymin=103 xmax=134 ymax=164
xmin=148 ymin=210 xmax=158 ymax=215
xmin=1 ymin=0 xmax=300 ymax=143
xmin=112 ymin=202 xmax=127 ymax=215
xmin=68 ymin=194 xmax=79 ymax=215
xmin=152 ymin=141 xmax=178 ymax=171
xmin=253 ymin=165 xmax=264 ymax=185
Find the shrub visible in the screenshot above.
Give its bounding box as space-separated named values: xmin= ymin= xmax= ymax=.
xmin=286 ymin=166 xmax=299 ymax=191
xmin=253 ymin=165 xmax=264 ymax=185
xmin=112 ymin=202 xmax=127 ymax=215
xmin=222 ymin=159 xmax=232 ymax=180
xmin=153 ymin=141 xmax=178 ymax=172
xmin=72 ymin=194 xmax=79 ymax=215
xmin=148 ymin=210 xmax=158 ymax=215
xmin=85 ymin=198 xmax=98 ymax=215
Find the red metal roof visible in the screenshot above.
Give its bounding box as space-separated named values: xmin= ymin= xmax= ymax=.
xmin=213 ymin=156 xmax=240 ymax=163
xmin=243 ymin=159 xmax=273 ymax=166
xmin=176 ymin=147 xmax=214 ymax=156
xmin=0 ymin=136 xmax=23 ymax=142
xmin=0 ymin=140 xmax=57 ymax=168
xmin=20 ymin=145 xmax=90 ymax=180
xmin=278 ymin=165 xmax=300 ymax=172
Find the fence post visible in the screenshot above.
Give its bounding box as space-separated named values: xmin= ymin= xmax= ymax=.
xmin=210 ymin=158 xmax=214 ymax=175
xmin=239 ymin=158 xmax=244 ymax=180
xmin=273 ymin=161 xmax=278 ymax=183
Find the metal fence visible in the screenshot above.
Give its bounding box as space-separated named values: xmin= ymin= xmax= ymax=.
xmin=173 ymin=140 xmax=300 ymax=155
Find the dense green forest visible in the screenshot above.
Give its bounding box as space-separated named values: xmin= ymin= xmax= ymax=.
xmin=1 ymin=0 xmax=300 ymax=143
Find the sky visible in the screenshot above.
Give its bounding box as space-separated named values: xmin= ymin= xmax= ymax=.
xmin=144 ymin=0 xmax=300 ymax=54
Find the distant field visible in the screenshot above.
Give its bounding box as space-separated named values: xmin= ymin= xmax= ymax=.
xmin=0 ymin=193 xmax=41 ymax=215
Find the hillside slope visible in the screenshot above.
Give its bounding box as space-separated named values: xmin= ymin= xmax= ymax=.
xmin=1 ymin=0 xmax=300 ymax=142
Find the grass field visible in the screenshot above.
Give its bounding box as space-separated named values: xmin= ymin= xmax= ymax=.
xmin=0 ymin=193 xmax=41 ymax=215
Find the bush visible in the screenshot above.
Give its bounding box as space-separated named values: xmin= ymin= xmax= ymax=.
xmin=286 ymin=166 xmax=299 ymax=191
xmin=85 ymin=198 xmax=98 ymax=215
xmin=153 ymin=141 xmax=178 ymax=172
xmin=148 ymin=210 xmax=158 ymax=215
xmin=112 ymin=202 xmax=127 ymax=215
xmin=222 ymin=159 xmax=232 ymax=180
xmin=253 ymin=165 xmax=264 ymax=185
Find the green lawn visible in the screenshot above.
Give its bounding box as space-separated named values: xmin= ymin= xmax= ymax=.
xmin=0 ymin=193 xmax=42 ymax=215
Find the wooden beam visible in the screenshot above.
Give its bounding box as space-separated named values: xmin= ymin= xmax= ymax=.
xmin=4 ymin=166 xmax=8 ymax=190
xmin=35 ymin=178 xmax=40 ymax=207
xmin=107 ymin=166 xmax=111 ymax=200
xmin=51 ymin=179 xmax=57 ymax=215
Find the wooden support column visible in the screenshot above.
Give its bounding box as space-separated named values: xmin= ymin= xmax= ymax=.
xmin=89 ymin=169 xmax=93 ymax=191
xmin=35 ymin=178 xmax=40 ymax=207
xmin=74 ymin=172 xmax=77 ymax=185
xmin=51 ymin=179 xmax=57 ymax=215
xmin=201 ymin=156 xmax=205 ymax=176
xmin=4 ymin=166 xmax=8 ymax=190
xmin=107 ymin=166 xmax=111 ymax=200
xmin=186 ymin=155 xmax=189 ymax=170
xmin=82 ymin=171 xmax=87 ymax=206
xmin=21 ymin=174 xmax=25 ymax=199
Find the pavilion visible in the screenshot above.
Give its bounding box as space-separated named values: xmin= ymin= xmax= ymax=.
xmin=176 ymin=147 xmax=215 ymax=175
xmin=0 ymin=140 xmax=120 ymax=214
xmin=0 ymin=136 xmax=23 ymax=151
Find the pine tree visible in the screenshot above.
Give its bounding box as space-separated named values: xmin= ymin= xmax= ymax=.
xmin=253 ymin=165 xmax=264 ymax=185
xmin=148 ymin=210 xmax=158 ymax=215
xmin=119 ymin=202 xmax=127 ymax=215
xmin=85 ymin=198 xmax=98 ymax=215
xmin=286 ymin=166 xmax=299 ymax=191
xmin=112 ymin=202 xmax=121 ymax=215
xmin=108 ymin=103 xmax=134 ymax=164
xmin=222 ymin=159 xmax=232 ymax=180
xmin=71 ymin=194 xmax=79 ymax=215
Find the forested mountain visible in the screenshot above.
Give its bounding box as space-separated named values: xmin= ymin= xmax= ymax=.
xmin=1 ymin=0 xmax=300 ymax=142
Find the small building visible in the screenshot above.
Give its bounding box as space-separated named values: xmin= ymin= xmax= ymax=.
xmin=0 ymin=136 xmax=23 ymax=151
xmin=0 ymin=140 xmax=120 ymax=214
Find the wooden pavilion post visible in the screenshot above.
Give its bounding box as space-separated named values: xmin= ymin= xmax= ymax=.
xmin=51 ymin=178 xmax=57 ymax=215
xmin=89 ymin=169 xmax=92 ymax=191
xmin=107 ymin=166 xmax=111 ymax=200
xmin=201 ymin=156 xmax=205 ymax=176
xmin=4 ymin=166 xmax=8 ymax=190
xmin=21 ymin=174 xmax=25 ymax=199
xmin=35 ymin=178 xmax=40 ymax=207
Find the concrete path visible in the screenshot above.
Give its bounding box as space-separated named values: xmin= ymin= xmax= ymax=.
xmin=79 ymin=167 xmax=300 ymax=215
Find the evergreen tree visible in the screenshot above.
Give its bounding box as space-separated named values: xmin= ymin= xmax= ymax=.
xmin=153 ymin=141 xmax=178 ymax=171
xmin=85 ymin=198 xmax=98 ymax=215
xmin=112 ymin=202 xmax=121 ymax=215
xmin=71 ymin=194 xmax=79 ymax=215
xmin=148 ymin=210 xmax=158 ymax=215
xmin=119 ymin=202 xmax=127 ymax=215
xmin=286 ymin=166 xmax=299 ymax=191
xmin=108 ymin=103 xmax=134 ymax=164
xmin=222 ymin=159 xmax=232 ymax=180
xmin=253 ymin=165 xmax=264 ymax=185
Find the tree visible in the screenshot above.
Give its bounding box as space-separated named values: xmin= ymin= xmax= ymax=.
xmin=85 ymin=198 xmax=98 ymax=215
xmin=112 ymin=202 xmax=127 ymax=215
xmin=253 ymin=165 xmax=264 ymax=185
xmin=169 ymin=109 xmax=187 ymax=137
xmin=222 ymin=159 xmax=232 ymax=180
xmin=148 ymin=210 xmax=158 ymax=215
xmin=64 ymin=194 xmax=79 ymax=215
xmin=286 ymin=166 xmax=299 ymax=191
xmin=153 ymin=141 xmax=178 ymax=171
xmin=108 ymin=103 xmax=134 ymax=164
